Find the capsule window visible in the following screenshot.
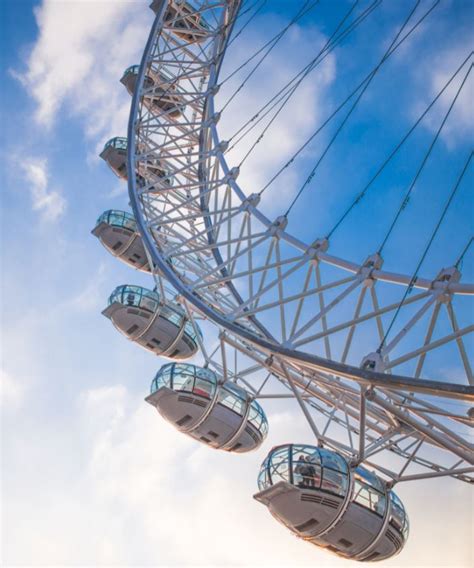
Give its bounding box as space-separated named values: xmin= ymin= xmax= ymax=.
xmin=353 ymin=478 xmax=386 ymax=516
xmin=184 ymin=320 xmax=199 ymax=341
xmin=294 ymin=457 xmax=321 ymax=489
xmin=248 ymin=404 xmax=262 ymax=430
xmin=194 ymin=378 xmax=213 ymax=399
xmin=267 ymin=447 xmax=291 ymax=485
xmin=152 ymin=365 xmax=172 ymax=391
xmin=172 ymin=372 xmax=194 ymax=392
xmin=196 ymin=368 xmax=215 ymax=381
xmin=109 ymin=285 xmax=160 ymax=312
xmin=355 ymin=466 xmax=385 ymax=492
xmin=321 ymin=468 xmax=347 ymax=497
xmin=389 ymin=492 xmax=406 ymax=531
xmin=270 ymin=460 xmax=290 ymax=485
xmin=257 ymin=462 xmax=270 ymax=490
xmin=293 ymin=445 xmax=321 ymax=465
xmin=320 ymin=448 xmax=347 ymax=472
xmin=217 ymin=386 xmax=245 ymax=415
xmin=165 ymin=307 xmax=183 ymax=327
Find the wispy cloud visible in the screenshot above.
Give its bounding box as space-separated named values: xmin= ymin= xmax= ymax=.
xmin=20 ymin=157 xmax=66 ymax=222
xmin=14 ymin=1 xmax=153 ymax=150
xmin=67 ymin=262 xmax=108 ymax=312
xmin=218 ymin=23 xmax=336 ymax=214
xmin=414 ymin=45 xmax=473 ymax=148
xmin=0 ymin=369 xmax=25 ymax=409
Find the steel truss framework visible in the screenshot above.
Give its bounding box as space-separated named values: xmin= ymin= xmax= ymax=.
xmin=127 ymin=0 xmax=474 ymax=485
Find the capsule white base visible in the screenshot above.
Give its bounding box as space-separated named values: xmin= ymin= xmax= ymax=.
xmin=254 ymin=481 xmax=404 ymax=562
xmin=103 ymin=302 xmax=197 ymax=359
xmin=146 ymin=386 xmax=264 ymax=452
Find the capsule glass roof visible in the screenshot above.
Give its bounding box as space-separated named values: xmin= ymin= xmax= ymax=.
xmin=150 ymin=363 xmax=268 ymax=435
xmin=124 ymin=64 xmax=173 ymax=84
xmin=108 ymin=285 xmax=202 ymax=340
xmin=109 ymin=284 xmax=160 ymax=311
xmin=103 ymin=137 xmax=127 ymax=151
xmin=123 ymin=64 xmax=140 ymax=77
xmin=257 ymin=444 xmax=408 ymax=536
xmin=151 ymin=362 xmax=218 ymax=399
xmin=96 ymin=210 xmax=137 ymax=231
xmin=258 ymin=444 xmax=348 ymax=498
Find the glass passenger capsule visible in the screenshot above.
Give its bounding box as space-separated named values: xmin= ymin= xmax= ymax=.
xmin=150 ymin=0 xmax=210 ymax=43
xmin=102 ymin=285 xmax=201 ymax=359
xmin=121 ymin=64 xmax=185 ymax=118
xmin=99 ymin=136 xmax=173 ymax=184
xmin=100 ymin=137 xmax=128 ymax=179
xmin=146 ymin=363 xmax=268 ymax=452
xmin=255 ymin=444 xmax=409 ymax=562
xmin=91 ymin=210 xmax=150 ymax=272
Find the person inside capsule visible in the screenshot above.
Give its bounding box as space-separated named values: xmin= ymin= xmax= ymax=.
xmin=147 ymin=362 xmax=268 ymax=452
xmin=256 ymin=444 xmax=409 ymax=561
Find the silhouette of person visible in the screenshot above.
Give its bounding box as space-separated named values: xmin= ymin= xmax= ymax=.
xmin=305 ymin=456 xmax=317 ymax=488
xmin=295 ymin=455 xmax=307 ymax=487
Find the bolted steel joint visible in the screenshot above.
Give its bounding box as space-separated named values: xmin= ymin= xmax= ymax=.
xmin=358 ymin=253 xmax=384 ymax=281
xmin=306 ymin=237 xmax=329 ymax=259
xmin=268 ymin=215 xmax=288 ymax=236
xmin=365 ymin=387 xmax=376 ymax=401
xmin=240 ymin=193 xmax=261 ymax=211
xmin=224 ymin=166 xmax=239 ymax=182
xmin=214 ymin=140 xmax=229 ymax=154
xmin=361 ymin=351 xmax=386 ymax=373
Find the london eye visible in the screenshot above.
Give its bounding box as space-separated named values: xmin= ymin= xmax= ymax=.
xmin=92 ymin=0 xmax=473 ymax=562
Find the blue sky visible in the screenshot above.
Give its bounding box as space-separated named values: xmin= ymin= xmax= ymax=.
xmin=1 ymin=1 xmax=473 ymax=566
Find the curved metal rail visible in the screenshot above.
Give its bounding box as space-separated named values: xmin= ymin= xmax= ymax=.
xmin=127 ymin=0 xmax=474 ymax=483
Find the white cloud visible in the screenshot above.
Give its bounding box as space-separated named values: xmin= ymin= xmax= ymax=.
xmin=6 ymin=4 xmax=473 ymax=567
xmin=414 ymin=46 xmax=473 ymax=148
xmin=70 ymin=385 xmax=349 ymax=566
xmin=0 ymin=369 xmax=25 ymax=409
xmin=67 ymin=262 xmax=108 ymax=312
xmin=15 ymin=0 xmax=153 ymax=155
xmin=20 ymin=157 xmax=66 ymax=222
xmin=3 ymin=380 xmax=473 ymax=566
xmin=218 ymin=23 xmax=336 ymax=214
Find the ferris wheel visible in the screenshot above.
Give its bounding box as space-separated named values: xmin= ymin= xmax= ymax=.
xmin=92 ymin=0 xmax=473 ymax=562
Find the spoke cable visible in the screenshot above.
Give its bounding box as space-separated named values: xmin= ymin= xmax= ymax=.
xmin=377 ymin=63 xmax=473 ymax=255
xmin=236 ymin=1 xmax=382 ymax=169
xmin=455 ymin=236 xmax=474 ymax=270
xmin=227 ymin=0 xmax=268 ymax=48
xmin=377 ymin=152 xmax=473 ymax=353
xmin=219 ymin=0 xmax=320 ymax=112
xmin=220 ymin=0 xmax=318 ymax=85
xmin=284 ymin=0 xmax=427 ymax=217
xmin=327 ymin=52 xmax=474 ymax=238
xmin=256 ymin=0 xmax=440 ymax=201
xmin=227 ymin=0 xmax=381 ymax=152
